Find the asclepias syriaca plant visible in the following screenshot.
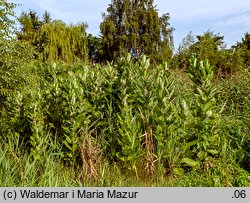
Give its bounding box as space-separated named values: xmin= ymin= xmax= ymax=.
xmin=181 ymin=56 xmax=221 ymax=171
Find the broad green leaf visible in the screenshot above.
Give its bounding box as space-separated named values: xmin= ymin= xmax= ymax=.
xmin=207 ymin=149 xmax=219 ymax=155
xmin=181 ymin=157 xmax=198 ymax=167
xmin=197 ymin=151 xmax=207 ymax=159
xmin=173 ymin=167 xmax=185 ymax=176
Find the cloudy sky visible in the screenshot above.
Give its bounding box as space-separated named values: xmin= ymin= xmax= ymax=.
xmin=14 ymin=0 xmax=250 ymax=50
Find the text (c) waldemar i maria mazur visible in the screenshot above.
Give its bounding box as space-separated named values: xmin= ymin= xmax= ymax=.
xmin=19 ymin=189 xmax=139 ymax=199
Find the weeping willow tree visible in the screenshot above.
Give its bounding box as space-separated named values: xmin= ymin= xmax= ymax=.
xmin=18 ymin=11 xmax=88 ymax=63
xmin=37 ymin=20 xmax=88 ymax=62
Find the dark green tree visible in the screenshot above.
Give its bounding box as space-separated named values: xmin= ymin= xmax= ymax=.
xmin=17 ymin=10 xmax=42 ymax=43
xmin=233 ymin=33 xmax=250 ymax=68
xmin=100 ymin=0 xmax=174 ymax=63
xmin=43 ymin=10 xmax=51 ymax=24
xmin=17 ymin=10 xmax=43 ymax=59
xmin=192 ymin=31 xmax=225 ymax=60
xmin=87 ymin=34 xmax=102 ymax=63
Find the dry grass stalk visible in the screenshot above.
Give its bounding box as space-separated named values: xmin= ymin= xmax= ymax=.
xmin=145 ymin=126 xmax=155 ymax=175
xmin=80 ymin=131 xmax=101 ymax=182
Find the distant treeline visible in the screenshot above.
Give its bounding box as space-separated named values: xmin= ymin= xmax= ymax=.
xmin=15 ymin=1 xmax=250 ymax=76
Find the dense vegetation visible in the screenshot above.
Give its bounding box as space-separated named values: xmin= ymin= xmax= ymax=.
xmin=0 ymin=0 xmax=249 ymax=186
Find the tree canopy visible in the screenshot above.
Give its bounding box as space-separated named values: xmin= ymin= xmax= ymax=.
xmin=0 ymin=0 xmax=34 ymax=100
xmin=234 ymin=33 xmax=250 ymax=68
xmin=0 ymin=0 xmax=16 ymax=39
xmin=17 ymin=11 xmax=88 ymax=62
xmin=173 ymin=31 xmax=244 ymax=76
xmin=100 ymin=0 xmax=174 ymax=63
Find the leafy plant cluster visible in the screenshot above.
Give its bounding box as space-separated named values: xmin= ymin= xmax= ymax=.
xmin=1 ymin=53 xmax=249 ymax=186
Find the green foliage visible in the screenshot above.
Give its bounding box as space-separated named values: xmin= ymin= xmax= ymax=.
xmin=42 ymin=10 xmax=51 ymax=24
xmin=173 ymin=31 xmax=243 ymax=76
xmin=172 ymin=32 xmax=195 ymax=70
xmin=110 ymin=54 xmax=181 ymax=175
xmin=0 ymin=0 xmax=16 ymax=39
xmin=233 ymin=32 xmax=250 ymax=68
xmin=0 ymin=1 xmax=35 ymax=106
xmin=116 ymin=104 xmax=142 ymax=175
xmin=100 ymin=0 xmax=174 ymax=63
xmin=17 ymin=11 xmax=41 ymax=42
xmin=88 ymin=34 xmax=101 ymax=63
xmin=0 ymin=53 xmax=249 ymax=185
xmin=0 ymin=0 xmax=17 ymax=94
xmin=18 ymin=11 xmax=88 ymax=62
xmin=0 ymin=40 xmax=34 ymax=98
xmin=39 ymin=21 xmax=88 ymax=62
xmin=27 ymin=90 xmax=44 ymax=160
xmin=216 ymin=72 xmax=250 ymax=172
xmin=179 ymin=57 xmax=220 ymax=170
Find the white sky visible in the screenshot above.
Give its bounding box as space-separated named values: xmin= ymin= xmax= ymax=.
xmin=14 ymin=0 xmax=250 ymax=49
